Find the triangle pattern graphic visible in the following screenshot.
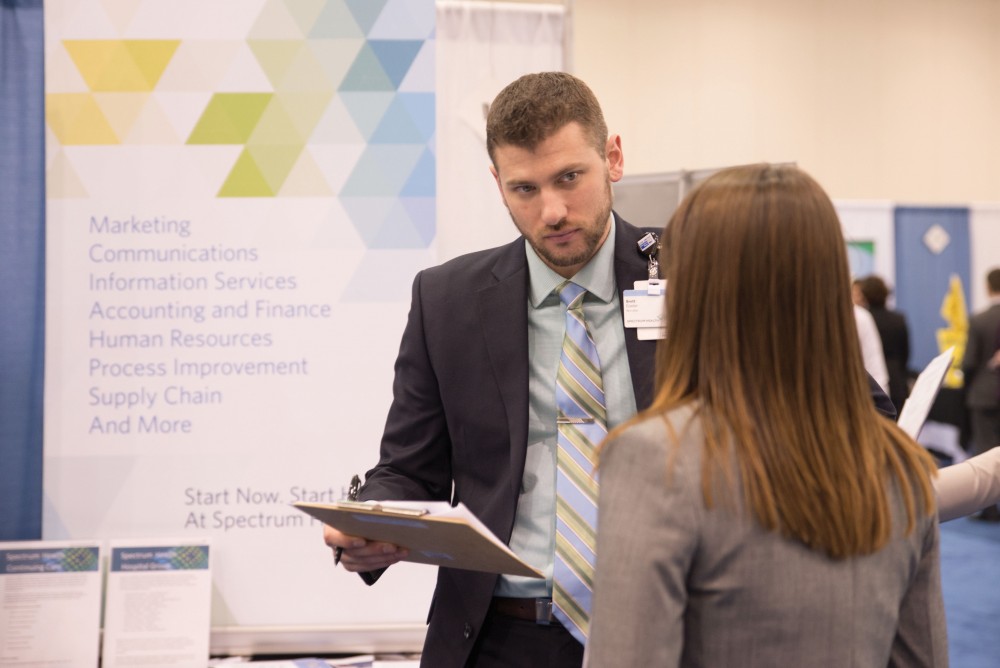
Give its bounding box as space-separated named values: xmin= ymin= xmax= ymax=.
xmin=248 ymin=96 xmax=305 ymax=146
xmin=64 ymin=40 xmax=180 ymax=92
xmin=47 ymin=150 xmax=90 ymax=199
xmin=248 ymin=39 xmax=306 ymax=90
xmin=339 ymin=92 xmax=394 ymax=141
xmin=368 ymin=40 xmax=423 ymax=89
xmin=46 ymin=93 xmax=119 ymax=145
xmin=398 ymin=92 xmax=434 ymax=142
xmin=187 ymin=93 xmax=273 ymax=144
xmin=247 ymin=143 xmax=304 ymax=194
xmin=341 ymin=196 xmax=394 ymax=246
xmin=369 ymin=0 xmax=435 ymax=40
xmin=400 ymin=196 xmax=436 ymax=246
xmin=345 ymin=0 xmax=389 ymax=36
xmin=400 ymin=147 xmax=435 ymax=197
xmin=100 ymin=0 xmax=143 ymax=34
xmin=278 ymin=148 xmax=334 ymax=197
xmin=369 ymin=94 xmax=425 ymax=144
xmin=398 ymin=40 xmax=434 ymax=93
xmin=309 ymin=0 xmax=364 ymax=38
xmin=125 ymin=96 xmax=180 ymax=144
xmin=93 ymin=92 xmax=149 ymax=144
xmin=308 ymin=38 xmax=365 ymax=91
xmin=309 ymin=97 xmax=366 ymax=145
xmin=283 ymin=0 xmax=326 ymax=36
xmin=218 ymin=148 xmax=274 ymax=197
xmin=123 ymin=40 xmax=181 ymax=89
xmin=249 ymin=0 xmax=307 ymax=40
xmin=339 ymin=42 xmax=395 ymax=91
xmin=340 ymin=144 xmax=423 ymax=197
xmin=157 ymin=40 xmax=242 ymax=92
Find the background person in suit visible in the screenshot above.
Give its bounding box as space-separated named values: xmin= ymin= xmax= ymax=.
xmin=588 ymin=165 xmax=945 ymax=667
xmin=961 ymin=267 xmax=1000 ymax=522
xmin=857 ymin=275 xmax=911 ymax=413
xmin=321 ymin=74 xmax=897 ymax=667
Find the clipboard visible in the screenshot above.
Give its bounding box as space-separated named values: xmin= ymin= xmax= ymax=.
xmin=294 ymin=500 xmax=543 ymax=578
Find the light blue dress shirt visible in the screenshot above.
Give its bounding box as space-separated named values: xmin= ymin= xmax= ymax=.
xmin=495 ymin=218 xmax=639 ymax=598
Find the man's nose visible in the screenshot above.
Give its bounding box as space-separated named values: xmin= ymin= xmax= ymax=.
xmin=540 ymin=189 xmax=567 ymax=226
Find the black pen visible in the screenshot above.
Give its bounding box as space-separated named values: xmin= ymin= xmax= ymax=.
xmin=334 ymin=474 xmax=361 ymax=566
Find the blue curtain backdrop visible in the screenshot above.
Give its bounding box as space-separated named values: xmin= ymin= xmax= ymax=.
xmin=0 ymin=0 xmax=45 ymax=540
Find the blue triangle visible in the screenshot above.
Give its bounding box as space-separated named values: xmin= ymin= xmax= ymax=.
xmin=368 ymin=40 xmax=423 ymax=89
xmin=397 ymin=92 xmax=434 ymax=142
xmin=400 ymin=147 xmax=435 ymax=197
xmin=345 ymin=0 xmax=388 ymax=36
xmin=339 ymin=42 xmax=395 ymax=91
xmin=370 ymin=95 xmax=424 ymax=144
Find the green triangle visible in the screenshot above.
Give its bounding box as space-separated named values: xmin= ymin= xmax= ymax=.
xmin=187 ymin=93 xmax=273 ymax=144
xmin=218 ymin=148 xmax=274 ymax=197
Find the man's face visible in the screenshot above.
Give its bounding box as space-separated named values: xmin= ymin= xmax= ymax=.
xmin=490 ymin=122 xmax=624 ymax=278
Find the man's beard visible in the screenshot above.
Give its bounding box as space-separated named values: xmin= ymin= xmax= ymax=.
xmin=520 ymin=183 xmax=613 ymax=269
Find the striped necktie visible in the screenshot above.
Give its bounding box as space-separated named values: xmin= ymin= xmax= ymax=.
xmin=553 ymin=280 xmax=604 ymax=645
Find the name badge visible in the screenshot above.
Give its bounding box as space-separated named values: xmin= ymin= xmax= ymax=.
xmin=623 ymin=280 xmax=666 ymax=340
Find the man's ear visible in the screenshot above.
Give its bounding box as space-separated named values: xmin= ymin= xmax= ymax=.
xmin=605 ymin=134 xmax=624 ymax=183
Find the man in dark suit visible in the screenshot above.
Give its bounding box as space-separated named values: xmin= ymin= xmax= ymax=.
xmin=322 ymin=73 xmax=896 ymax=667
xmin=962 ymin=267 xmax=1000 ymax=521
xmin=857 ymin=275 xmax=911 ymax=413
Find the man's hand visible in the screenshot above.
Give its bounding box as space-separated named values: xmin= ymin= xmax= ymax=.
xmin=323 ymin=525 xmax=409 ymax=572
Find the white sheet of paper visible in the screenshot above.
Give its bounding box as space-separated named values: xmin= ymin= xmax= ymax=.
xmin=897 ymin=347 xmax=955 ymax=439
xmin=0 ymin=541 xmax=102 ymax=667
xmin=102 ymin=539 xmax=212 ymax=668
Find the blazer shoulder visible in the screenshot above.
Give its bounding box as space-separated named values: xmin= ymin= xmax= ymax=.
xmin=417 ymin=237 xmax=526 ymax=292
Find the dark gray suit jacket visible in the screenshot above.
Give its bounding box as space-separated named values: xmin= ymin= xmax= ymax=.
xmin=357 ymin=214 xmax=895 ymax=666
xmin=962 ymin=302 xmax=1000 ymax=409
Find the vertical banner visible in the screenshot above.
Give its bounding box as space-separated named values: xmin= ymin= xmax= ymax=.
xmin=43 ymin=0 xmax=437 ymax=644
xmin=894 ymin=207 xmax=971 ymax=376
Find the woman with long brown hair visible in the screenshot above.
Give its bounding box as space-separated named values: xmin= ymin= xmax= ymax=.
xmin=587 ymin=164 xmax=946 ymax=666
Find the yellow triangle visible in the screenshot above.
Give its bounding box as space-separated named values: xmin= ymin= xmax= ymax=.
xmin=94 ymin=93 xmax=148 ymax=143
xmin=123 ymin=40 xmax=181 ymax=89
xmin=63 ymin=39 xmax=179 ymax=92
xmin=46 ymin=93 xmax=119 ymax=145
xmin=218 ymin=148 xmax=274 ymax=197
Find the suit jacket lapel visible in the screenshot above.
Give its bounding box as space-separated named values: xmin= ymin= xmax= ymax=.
xmin=613 ymin=214 xmax=658 ymax=410
xmin=478 ymin=240 xmax=531 ymax=506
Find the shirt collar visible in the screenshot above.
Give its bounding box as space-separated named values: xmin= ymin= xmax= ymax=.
xmin=526 ymin=213 xmax=617 ymax=307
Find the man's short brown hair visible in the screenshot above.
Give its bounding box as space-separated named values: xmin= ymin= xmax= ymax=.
xmin=486 ymin=72 xmax=608 ymax=165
